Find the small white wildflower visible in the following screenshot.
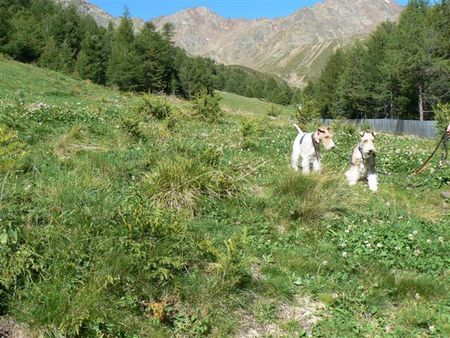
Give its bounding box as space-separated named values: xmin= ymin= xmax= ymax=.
xmin=398 ymin=216 xmax=404 ymax=219
xmin=322 ymin=260 xmax=328 ymax=266
xmin=385 ymin=325 xmax=392 ymax=332
xmin=413 ymin=230 xmax=418 ymax=236
xmin=438 ymin=236 xmax=444 ymax=243
xmin=414 ymin=249 xmax=421 ymax=256
xmin=426 ymin=239 xmax=432 ymax=244
xmin=415 ymin=293 xmax=420 ymax=300
xmin=376 ymin=243 xmax=383 ymax=248
xmin=408 ymin=233 xmax=414 ymax=240
xmin=429 ymin=325 xmax=435 ymax=332
xmin=345 ymin=229 xmax=350 ymax=233
xmin=363 ymin=219 xmax=368 ymax=223
xmin=366 ymin=244 xmax=371 ymax=248
xmin=342 ymin=252 xmax=348 ymax=258
xmin=332 ymin=293 xmax=339 ymax=299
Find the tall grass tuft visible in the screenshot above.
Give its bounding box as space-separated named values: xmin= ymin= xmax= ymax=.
xmin=53 ymin=125 xmax=106 ymax=159
xmin=275 ymin=172 xmax=367 ymax=223
xmin=145 ymin=157 xmax=236 ymax=213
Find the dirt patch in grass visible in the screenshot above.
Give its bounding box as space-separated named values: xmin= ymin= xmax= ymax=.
xmin=0 ymin=318 xmax=33 ymax=338
xmin=236 ymin=296 xmax=326 ymax=337
xmin=278 ymin=296 xmax=326 ymax=335
xmin=235 ymin=310 xmax=284 ymax=338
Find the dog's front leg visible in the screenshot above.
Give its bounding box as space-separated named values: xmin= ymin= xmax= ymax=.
xmin=292 ymin=145 xmax=301 ymax=172
xmin=345 ymin=167 xmax=359 ymax=186
xmin=292 ymin=153 xmax=300 ymax=172
xmin=301 ymin=157 xmax=311 ymax=175
xmin=368 ymin=173 xmax=378 ymax=192
xmin=312 ymin=158 xmax=321 ymax=172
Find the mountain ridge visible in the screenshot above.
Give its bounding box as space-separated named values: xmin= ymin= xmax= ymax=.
xmin=153 ymin=0 xmax=402 ymax=86
xmin=54 ymin=0 xmax=403 ymax=87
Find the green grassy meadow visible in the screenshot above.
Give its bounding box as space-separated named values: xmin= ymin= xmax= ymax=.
xmin=0 ymin=59 xmax=449 ymax=337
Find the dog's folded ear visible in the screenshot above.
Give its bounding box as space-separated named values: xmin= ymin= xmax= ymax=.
xmin=371 ymin=131 xmax=377 ymax=137
xmin=359 ymin=131 xmax=366 ymax=137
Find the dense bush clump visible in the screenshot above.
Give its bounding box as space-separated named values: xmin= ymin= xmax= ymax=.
xmin=0 ymin=124 xmax=27 ymax=172
xmin=192 ymin=91 xmax=224 ymax=122
xmin=136 ymin=95 xmax=172 ymax=120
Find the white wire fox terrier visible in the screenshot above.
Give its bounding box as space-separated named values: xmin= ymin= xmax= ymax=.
xmin=345 ymin=131 xmax=378 ymax=192
xmin=291 ymin=124 xmax=336 ymax=174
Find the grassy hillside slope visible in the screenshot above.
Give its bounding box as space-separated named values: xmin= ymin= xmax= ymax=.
xmin=0 ymin=59 xmax=449 ymax=337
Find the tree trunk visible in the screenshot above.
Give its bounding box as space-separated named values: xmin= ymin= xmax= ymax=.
xmin=419 ymin=85 xmax=424 ymax=121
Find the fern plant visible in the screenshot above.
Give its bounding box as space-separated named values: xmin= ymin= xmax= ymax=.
xmin=0 ymin=124 xmax=27 ymax=172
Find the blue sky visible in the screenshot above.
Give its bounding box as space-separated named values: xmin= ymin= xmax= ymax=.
xmin=89 ymin=0 xmax=409 ymax=20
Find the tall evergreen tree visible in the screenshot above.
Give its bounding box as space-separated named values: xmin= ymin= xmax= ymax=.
xmin=134 ymin=22 xmax=166 ymax=92
xmin=313 ymin=48 xmax=346 ymax=117
xmin=106 ymin=10 xmax=141 ymax=91
xmin=335 ymin=42 xmax=371 ymax=118
xmin=75 ymin=32 xmax=107 ymax=84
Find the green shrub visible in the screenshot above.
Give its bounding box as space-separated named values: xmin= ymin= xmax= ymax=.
xmin=0 ymin=124 xmax=27 ymax=172
xmin=434 ymin=103 xmax=449 ymax=137
xmin=192 ymin=91 xmax=223 ymax=122
xmin=295 ymin=93 xmax=320 ymax=130
xmin=212 ymin=229 xmax=251 ymax=291
xmin=240 ymin=118 xmax=264 ymax=150
xmin=136 ymin=95 xmax=172 ymax=120
xmin=267 ymin=104 xmax=282 ymax=117
xmin=330 ymin=118 xmax=358 ymax=136
xmin=0 ymin=53 xmax=11 ymax=61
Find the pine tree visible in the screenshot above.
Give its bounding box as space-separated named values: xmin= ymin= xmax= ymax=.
xmin=38 ymin=37 xmax=62 ymax=71
xmin=161 ymin=23 xmax=175 ymax=43
xmin=106 ymin=10 xmax=142 ymax=91
xmin=5 ymin=9 xmax=45 ymax=62
xmin=75 ymin=33 xmax=106 ymax=84
xmin=179 ymin=57 xmax=213 ymax=98
xmin=313 ymin=48 xmax=346 ymax=117
xmin=335 ymin=42 xmax=371 ymax=118
xmin=134 ymin=22 xmax=166 ymax=92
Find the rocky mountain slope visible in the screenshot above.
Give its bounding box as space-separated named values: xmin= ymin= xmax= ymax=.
xmin=154 ymin=0 xmax=402 ymax=87
xmin=54 ymin=0 xmax=402 ymax=87
xmin=54 ymin=0 xmax=144 ymax=31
